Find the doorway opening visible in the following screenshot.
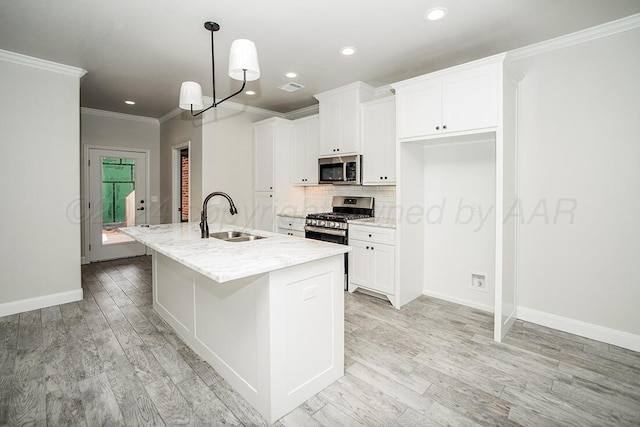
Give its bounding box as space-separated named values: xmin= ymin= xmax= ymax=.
xmin=86 ymin=147 xmax=148 ymax=262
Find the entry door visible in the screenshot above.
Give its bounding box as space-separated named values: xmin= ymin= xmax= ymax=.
xmin=88 ymin=148 xmax=148 ymax=262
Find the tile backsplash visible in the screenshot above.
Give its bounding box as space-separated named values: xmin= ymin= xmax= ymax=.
xmin=304 ymin=185 xmax=396 ymax=219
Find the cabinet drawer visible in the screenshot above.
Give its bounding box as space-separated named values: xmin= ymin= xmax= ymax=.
xmin=277 ymin=216 xmax=305 ymax=232
xmin=349 ymin=225 xmax=395 ymax=245
xmin=279 ymin=230 xmax=305 ymax=238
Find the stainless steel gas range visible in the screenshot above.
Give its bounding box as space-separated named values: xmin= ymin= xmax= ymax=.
xmin=305 ymin=196 xmax=374 ymax=289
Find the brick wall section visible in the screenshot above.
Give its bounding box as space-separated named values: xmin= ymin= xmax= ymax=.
xmin=181 ymin=155 xmax=189 ymax=222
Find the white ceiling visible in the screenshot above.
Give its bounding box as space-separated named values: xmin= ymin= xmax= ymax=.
xmin=1 ymin=0 xmax=639 ymax=118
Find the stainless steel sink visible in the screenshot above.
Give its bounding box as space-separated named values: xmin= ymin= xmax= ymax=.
xmin=209 ymin=231 xmax=266 ymax=242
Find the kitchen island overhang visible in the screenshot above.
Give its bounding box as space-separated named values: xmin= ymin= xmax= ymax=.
xmin=121 ymin=223 xmax=349 ymax=423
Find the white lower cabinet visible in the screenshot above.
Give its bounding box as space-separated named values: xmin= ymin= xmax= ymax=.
xmin=277 ymin=215 xmax=305 ymax=237
xmin=348 ymin=224 xmax=396 ymax=305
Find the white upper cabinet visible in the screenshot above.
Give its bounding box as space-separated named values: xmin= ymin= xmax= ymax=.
xmin=314 ymin=82 xmax=375 ymax=157
xmin=361 ymin=97 xmax=396 ymax=185
xmin=394 ymin=60 xmax=499 ymax=140
xmin=290 ymin=115 xmax=319 ymax=185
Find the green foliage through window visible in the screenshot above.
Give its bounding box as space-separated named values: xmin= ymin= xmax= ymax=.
xmin=102 ymin=157 xmax=135 ymax=224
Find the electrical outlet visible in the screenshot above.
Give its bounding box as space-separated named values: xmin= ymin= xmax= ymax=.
xmin=471 ymin=273 xmax=487 ymax=291
xmin=302 ymin=285 xmax=317 ymax=301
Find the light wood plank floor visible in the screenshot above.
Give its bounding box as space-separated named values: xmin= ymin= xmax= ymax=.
xmin=1 ymin=256 xmax=639 ymax=426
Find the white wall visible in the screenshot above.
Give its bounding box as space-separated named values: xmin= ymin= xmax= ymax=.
xmin=423 ymin=141 xmax=496 ymax=311
xmin=159 ymin=111 xmax=202 ymax=224
xmin=200 ymin=108 xmax=269 ymax=227
xmin=515 ymin=28 xmax=640 ymax=338
xmin=80 ymin=110 xmax=160 ymax=257
xmin=0 ymin=55 xmax=83 ymax=313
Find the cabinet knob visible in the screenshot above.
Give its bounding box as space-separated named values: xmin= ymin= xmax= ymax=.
xmin=384 ymin=176 xmax=388 ymax=180
xmin=333 ymin=149 xmax=336 ymax=152
xmin=366 ymin=246 xmax=369 ymax=249
xmin=368 ymin=234 xmax=372 ymax=237
xmin=337 ymin=148 xmax=340 ymax=152
xmin=270 ymin=186 xmax=273 ymax=189
xmin=371 ymin=246 xmax=374 ymax=250
xmin=380 ymin=176 xmax=383 ymax=180
xmin=443 ymin=125 xmax=447 ymax=129
xmin=270 ymin=195 xmax=272 ymax=198
xmin=436 ymin=126 xmax=440 ymax=130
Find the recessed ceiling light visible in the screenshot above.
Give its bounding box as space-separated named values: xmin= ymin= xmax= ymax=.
xmin=340 ymin=46 xmax=357 ymax=56
xmin=125 ymin=100 xmax=136 ymax=105
xmin=285 ymin=72 xmax=297 ymax=78
xmin=245 ymin=90 xmax=256 ymax=95
xmin=425 ymin=7 xmax=448 ymax=21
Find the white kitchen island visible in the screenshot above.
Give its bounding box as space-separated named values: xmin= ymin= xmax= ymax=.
xmin=121 ymin=222 xmax=348 ymax=423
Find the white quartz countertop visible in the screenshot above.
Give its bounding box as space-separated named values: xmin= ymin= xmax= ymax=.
xmin=276 ymin=212 xmax=307 ymax=219
xmin=120 ymin=222 xmax=349 ymax=283
xmin=348 ymin=218 xmax=397 ymax=229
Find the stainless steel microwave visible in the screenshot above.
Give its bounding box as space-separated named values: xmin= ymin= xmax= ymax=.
xmin=318 ymin=155 xmax=361 ymax=185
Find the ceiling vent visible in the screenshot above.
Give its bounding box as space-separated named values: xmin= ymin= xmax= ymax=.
xmin=279 ymin=82 xmax=305 ymax=92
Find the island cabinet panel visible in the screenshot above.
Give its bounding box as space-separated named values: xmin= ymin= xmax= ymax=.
xmin=269 ymin=258 xmax=344 ymax=417
xmin=193 ymin=273 xmax=263 ymax=393
xmin=154 ymin=253 xmax=194 ymax=335
xmin=151 ymin=250 xmax=344 ymax=424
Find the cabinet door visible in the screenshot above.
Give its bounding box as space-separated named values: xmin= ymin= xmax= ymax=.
xmin=254 ymin=123 xmax=274 ymax=191
xmin=348 ymin=239 xmax=371 ymax=287
xmin=441 ymin=64 xmax=498 ymax=133
xmin=254 ymin=192 xmax=274 ymax=232
xmin=338 ymin=91 xmax=360 ymax=155
xmin=396 ymin=79 xmax=441 ymax=139
xmin=319 ymin=96 xmax=341 ymax=156
xmin=362 ymin=98 xmax=396 ymax=185
xmin=371 ymin=243 xmax=395 ymax=294
xmin=291 ymin=115 xmax=319 ymax=185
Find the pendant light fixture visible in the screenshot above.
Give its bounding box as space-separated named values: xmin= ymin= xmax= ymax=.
xmin=179 ymin=21 xmax=260 ymax=116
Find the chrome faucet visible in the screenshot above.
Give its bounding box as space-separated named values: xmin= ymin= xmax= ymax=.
xmin=200 ymin=192 xmax=238 ymax=238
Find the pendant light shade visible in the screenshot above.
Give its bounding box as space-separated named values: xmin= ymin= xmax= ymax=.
xmin=179 ymin=21 xmax=260 ymax=116
xmin=228 ymin=39 xmax=260 ymax=81
xmin=179 ymin=81 xmax=204 ymax=111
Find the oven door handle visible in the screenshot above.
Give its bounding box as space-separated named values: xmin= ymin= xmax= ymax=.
xmin=304 ymin=225 xmax=347 ymax=237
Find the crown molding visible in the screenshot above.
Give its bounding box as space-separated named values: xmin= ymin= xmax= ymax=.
xmin=81 ymin=107 xmax=159 ymax=124
xmin=158 ymin=96 xmax=284 ymax=123
xmin=0 ymin=49 xmax=87 ymax=78
xmin=509 ymin=13 xmax=640 ymax=61
xmin=158 ymin=107 xmax=185 ymax=124
xmin=374 ymin=85 xmax=394 ymax=98
xmin=283 ymin=104 xmax=319 ymax=120
xmin=313 ymin=81 xmax=376 ymax=100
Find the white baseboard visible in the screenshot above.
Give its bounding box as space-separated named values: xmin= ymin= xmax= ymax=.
xmin=0 ymin=288 xmax=84 ymax=317
xmin=517 ymin=306 xmax=640 ymax=353
xmin=422 ymin=290 xmax=494 ymax=313
xmin=81 ymin=256 xmax=88 ymax=265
